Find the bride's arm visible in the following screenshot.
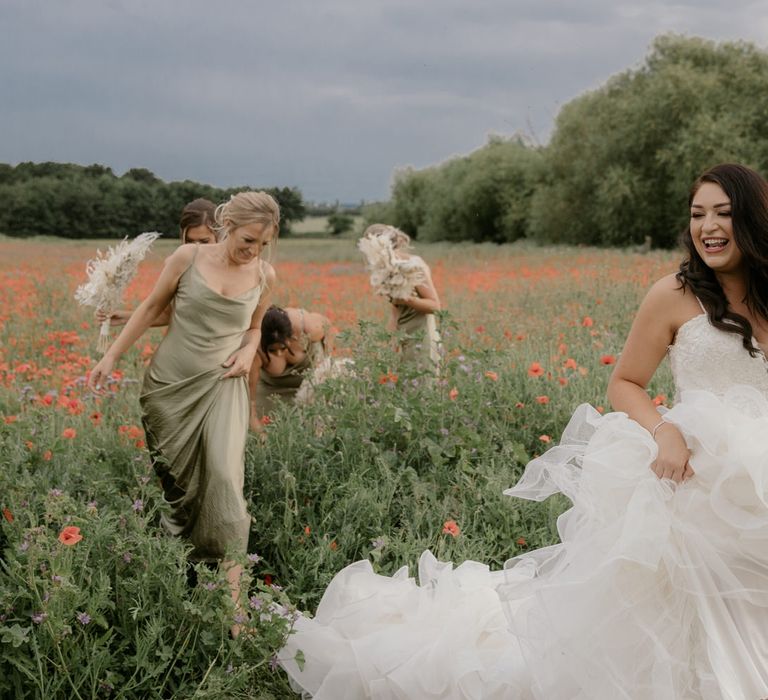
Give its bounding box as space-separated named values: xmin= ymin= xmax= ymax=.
xmin=607 ymin=275 xmax=693 ymax=482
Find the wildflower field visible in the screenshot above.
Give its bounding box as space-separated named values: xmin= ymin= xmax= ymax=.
xmin=0 ymin=235 xmax=678 ymax=698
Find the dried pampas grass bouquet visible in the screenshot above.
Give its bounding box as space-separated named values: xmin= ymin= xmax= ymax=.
xmin=357 ymin=225 xmax=425 ymax=300
xmin=74 ymin=232 xmax=161 ymax=352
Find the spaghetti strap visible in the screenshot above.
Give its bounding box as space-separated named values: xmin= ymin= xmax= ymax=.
xmin=181 ymin=242 xmax=201 ymax=276
xmin=695 ymin=296 xmax=706 ymax=313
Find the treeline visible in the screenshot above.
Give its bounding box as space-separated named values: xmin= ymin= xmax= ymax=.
xmin=364 ymin=35 xmax=768 ymax=247
xmin=0 ymin=163 xmax=305 ymax=238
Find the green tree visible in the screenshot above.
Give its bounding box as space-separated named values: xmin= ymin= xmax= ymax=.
xmin=530 ymin=35 xmax=768 ymax=247
xmin=0 ymin=162 xmax=306 ymax=239
xmin=326 ymin=207 xmax=355 ymax=236
xmin=387 ymin=137 xmax=543 ymax=243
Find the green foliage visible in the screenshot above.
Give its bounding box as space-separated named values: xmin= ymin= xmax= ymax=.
xmin=379 ymin=35 xmax=768 ymax=246
xmin=360 ymin=200 xmax=395 ymax=229
xmin=0 ymin=239 xmax=678 ymax=695
xmin=0 ymin=164 xmax=306 ymax=240
xmin=325 ymin=208 xmax=355 ymax=236
xmin=243 ymin=310 xmax=672 ymax=610
xmin=380 ymin=137 xmax=544 ymax=243
xmin=0 ymin=358 xmax=297 ymax=697
xmin=529 ymin=35 xmax=768 ymax=247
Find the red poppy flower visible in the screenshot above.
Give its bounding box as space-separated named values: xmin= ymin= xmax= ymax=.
xmin=58 ymin=526 xmax=82 ymax=546
xmin=442 ymin=520 xmax=460 ymax=537
xmin=527 ymin=362 xmax=545 ymax=378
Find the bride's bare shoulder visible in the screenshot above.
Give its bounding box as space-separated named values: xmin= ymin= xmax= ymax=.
xmin=641 ymin=273 xmax=702 ymax=329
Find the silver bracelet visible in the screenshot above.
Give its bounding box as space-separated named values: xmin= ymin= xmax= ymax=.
xmin=651 ymin=419 xmax=667 ymax=439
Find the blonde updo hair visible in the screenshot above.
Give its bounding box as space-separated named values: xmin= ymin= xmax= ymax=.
xmin=214 ymin=191 xmax=281 ymax=240
xmin=363 ymin=223 xmax=412 ymax=250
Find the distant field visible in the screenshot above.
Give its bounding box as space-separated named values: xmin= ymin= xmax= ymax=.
xmin=290 ymin=214 xmax=364 ymax=235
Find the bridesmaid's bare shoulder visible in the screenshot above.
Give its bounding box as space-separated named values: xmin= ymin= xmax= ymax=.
xmin=165 ymin=243 xmax=198 ymax=269
xmin=260 ymin=260 xmax=277 ymax=289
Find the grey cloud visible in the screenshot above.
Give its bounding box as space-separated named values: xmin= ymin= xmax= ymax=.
xmin=2 ymin=0 xmax=767 ymax=200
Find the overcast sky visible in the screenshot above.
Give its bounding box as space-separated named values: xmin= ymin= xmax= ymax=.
xmin=2 ymin=1 xmax=767 ymax=202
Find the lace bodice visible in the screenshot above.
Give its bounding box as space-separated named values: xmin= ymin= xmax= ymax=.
xmin=668 ymin=313 xmax=768 ymax=401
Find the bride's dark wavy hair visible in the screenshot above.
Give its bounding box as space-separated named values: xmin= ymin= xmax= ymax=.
xmin=676 ymin=163 xmax=768 ymax=356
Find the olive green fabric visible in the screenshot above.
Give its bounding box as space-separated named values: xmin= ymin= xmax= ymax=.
xmin=140 ymin=253 xmax=261 ymax=561
xmin=396 ymin=304 xmax=440 ymax=371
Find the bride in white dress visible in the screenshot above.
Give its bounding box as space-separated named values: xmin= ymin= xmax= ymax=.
xmin=278 ymin=164 xmax=768 ymax=700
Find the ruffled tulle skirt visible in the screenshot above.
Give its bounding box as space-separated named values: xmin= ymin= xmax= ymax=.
xmin=279 ymin=386 xmax=768 ymax=699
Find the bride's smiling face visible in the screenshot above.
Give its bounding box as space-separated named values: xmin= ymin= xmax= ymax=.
xmin=690 ymin=182 xmax=743 ymax=274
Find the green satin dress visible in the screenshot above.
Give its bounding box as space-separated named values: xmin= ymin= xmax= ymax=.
xmin=396 ymin=303 xmax=441 ymax=372
xmin=140 ymin=249 xmax=261 ymax=561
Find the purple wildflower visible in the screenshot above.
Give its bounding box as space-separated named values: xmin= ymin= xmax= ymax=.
xmin=247 ymin=552 xmax=262 ymax=564
xmin=122 ymin=552 xmax=133 ymax=563
xmin=248 ymin=595 xmax=263 ymax=610
xmin=31 ymin=612 xmax=47 ymax=624
xmin=131 ymin=499 xmax=144 ymax=512
xmin=76 ymin=611 xmax=91 ymax=626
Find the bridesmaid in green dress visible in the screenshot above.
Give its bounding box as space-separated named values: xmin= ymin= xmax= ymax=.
xmin=249 ymin=306 xmax=334 ymax=429
xmin=383 ymin=228 xmax=441 ymax=371
xmin=88 ymin=191 xmax=279 ymax=634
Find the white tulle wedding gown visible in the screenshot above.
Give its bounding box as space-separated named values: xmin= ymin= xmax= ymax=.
xmin=279 ymin=311 xmax=768 ymax=700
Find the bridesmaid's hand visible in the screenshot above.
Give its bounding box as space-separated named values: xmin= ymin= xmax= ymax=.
xmin=95 ymin=309 xmax=131 ymax=327
xmin=89 ymin=355 xmax=117 ymax=395
xmin=221 ymin=347 xmax=255 ymax=379
xmin=651 ymin=422 xmax=694 ymax=483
